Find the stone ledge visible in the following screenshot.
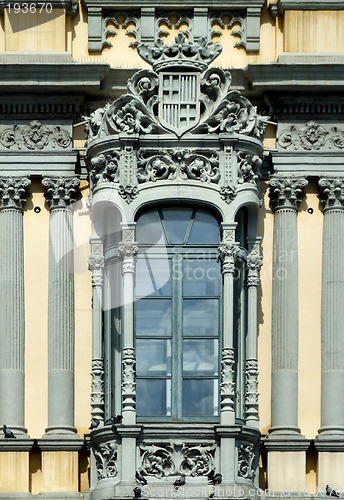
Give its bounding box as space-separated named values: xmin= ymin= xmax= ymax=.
xmin=264 ymin=431 xmax=310 ymax=452
xmin=37 ymin=436 xmax=85 ymax=451
xmin=0 ymin=438 xmax=35 ymax=451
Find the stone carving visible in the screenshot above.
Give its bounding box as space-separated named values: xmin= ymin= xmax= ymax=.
xmin=210 ymin=12 xmax=245 ymax=49
xmin=318 ymin=177 xmax=344 ymax=210
xmin=0 ymin=176 xmax=31 ymax=210
xmin=90 ymin=151 xmax=120 ymax=186
xmin=245 ymin=359 xmax=259 ymax=421
xmin=157 ymin=12 xmax=192 ymax=41
xmin=269 ymin=177 xmax=307 ymax=210
xmin=122 ymin=347 xmax=136 ymax=412
xmin=42 ymin=177 xmax=80 ymax=209
xmin=220 ymin=185 xmax=237 ymax=204
xmin=0 ymin=120 xmax=71 ymax=150
xmin=218 ymin=243 xmax=239 ymax=274
xmin=118 ymin=185 xmax=138 ymax=204
xmin=84 ymin=34 xmax=268 ymax=142
xmin=277 ymin=120 xmax=344 ymax=152
xmin=89 ymin=241 xmax=105 ymax=288
xmin=102 ymin=12 xmax=139 ymax=49
xmin=91 ymin=358 xmax=105 ymax=421
xmin=238 ymin=442 xmax=254 ymax=480
xmin=247 ymin=243 xmax=262 ymax=287
xmin=220 ymin=347 xmax=236 ymax=412
xmin=94 ymin=442 xmax=118 ymax=480
xmin=137 ymin=149 xmax=220 ymax=183
xmin=139 ymin=442 xmax=215 ymax=478
xmin=237 ymin=152 xmax=262 ymax=184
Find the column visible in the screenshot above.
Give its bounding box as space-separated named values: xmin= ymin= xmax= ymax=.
xmin=245 ymin=238 xmax=262 ymax=429
xmin=42 ymin=176 xmax=80 ymax=436
xmin=216 ymin=223 xmax=238 ymax=483
xmin=316 ymin=177 xmax=344 ymax=489
xmin=0 ymin=176 xmax=30 ymax=436
xmin=266 ymin=176 xmax=309 ymax=491
xmin=89 ymin=237 xmax=105 ymax=424
xmin=118 ymin=223 xmax=140 ymax=486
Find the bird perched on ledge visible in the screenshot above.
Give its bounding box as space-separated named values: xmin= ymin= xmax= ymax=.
xmin=105 ymin=414 xmax=123 ymax=425
xmin=208 ymin=471 xmax=222 ymax=485
xmin=136 ymin=471 xmax=147 ymax=485
xmin=3 ymin=425 xmax=16 ymax=439
xmin=326 ymin=485 xmax=340 ymax=498
xmin=173 ymin=475 xmax=186 ymax=490
xmin=133 ymin=487 xmax=142 ymax=498
xmin=89 ymin=418 xmax=101 ymax=430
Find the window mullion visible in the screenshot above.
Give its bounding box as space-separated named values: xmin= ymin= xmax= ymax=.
xmin=172 ymin=253 xmax=183 ymax=419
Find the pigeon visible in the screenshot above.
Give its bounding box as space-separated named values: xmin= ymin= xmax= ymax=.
xmin=105 ymin=414 xmax=123 ymax=425
xmin=89 ymin=418 xmax=101 ymax=430
xmin=173 ymin=475 xmax=186 ymax=490
xmin=209 ymin=473 xmax=222 ymax=485
xmin=326 ymin=485 xmax=340 ymax=498
xmin=136 ymin=471 xmax=147 ymax=485
xmin=133 ymin=487 xmax=142 ymax=498
xmin=3 ymin=425 xmax=16 ymax=439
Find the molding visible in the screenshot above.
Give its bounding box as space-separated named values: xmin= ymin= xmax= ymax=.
xmin=271 ymin=152 xmax=344 ymax=177
xmin=269 ymin=0 xmax=344 ymax=17
xmin=0 ymin=438 xmax=35 ymax=451
xmin=37 ymin=437 xmax=85 ymax=451
xmin=0 ymin=0 xmax=78 ymax=15
xmin=264 ymin=434 xmax=310 ymax=452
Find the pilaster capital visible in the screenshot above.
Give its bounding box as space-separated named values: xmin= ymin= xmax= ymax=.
xmin=247 ymin=240 xmax=262 ymax=287
xmin=0 ymin=176 xmax=31 ymax=210
xmin=119 ymin=224 xmax=138 ymax=273
xmin=218 ymin=243 xmax=239 ymax=275
xmin=89 ymin=239 xmax=105 ymax=287
xmin=269 ymin=176 xmax=308 ymax=211
xmin=42 ymin=176 xmax=80 ymax=209
xmin=318 ymin=177 xmax=344 ymax=211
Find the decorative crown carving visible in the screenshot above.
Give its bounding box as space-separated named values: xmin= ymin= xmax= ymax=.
xmin=137 ymin=32 xmax=222 ymax=72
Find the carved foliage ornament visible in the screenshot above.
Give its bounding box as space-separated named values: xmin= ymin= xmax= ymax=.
xmin=139 ymin=442 xmax=215 ymax=478
xmin=137 ymin=149 xmax=220 ymax=184
xmin=90 ymin=150 xmax=120 ymax=186
xmin=0 ymin=120 xmax=72 ymax=150
xmin=245 ymin=359 xmax=259 ymax=409
xmin=246 ymin=244 xmax=262 ymax=287
xmin=0 ymin=176 xmax=31 ymax=210
xmin=318 ymin=177 xmax=344 ymax=210
xmin=91 ymin=358 xmax=105 ymax=408
xmin=94 ymin=442 xmax=118 ymax=480
xmin=220 ymin=347 xmax=235 ymax=409
xmin=277 ymin=120 xmax=344 ymax=152
xmin=238 ymin=442 xmax=254 ymax=480
xmin=85 ymin=34 xmax=268 ymax=142
xmin=269 ymin=177 xmax=307 ymax=210
xmin=237 ymin=152 xmax=262 ymax=185
xmin=89 ymin=241 xmax=105 ymax=288
xmin=42 ymin=177 xmax=80 ymax=209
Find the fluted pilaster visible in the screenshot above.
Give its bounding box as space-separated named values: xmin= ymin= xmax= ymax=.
xmin=0 ymin=177 xmax=30 ymax=436
xmin=42 ymin=176 xmax=80 ymax=435
xmin=318 ymin=177 xmax=344 ymax=438
xmin=269 ymin=177 xmax=307 ymax=435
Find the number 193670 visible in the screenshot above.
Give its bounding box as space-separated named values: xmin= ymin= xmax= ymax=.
xmin=7 ymin=3 xmax=53 ymax=13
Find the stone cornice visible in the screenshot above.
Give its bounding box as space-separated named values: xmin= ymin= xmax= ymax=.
xmin=269 ymin=0 xmax=343 ymax=17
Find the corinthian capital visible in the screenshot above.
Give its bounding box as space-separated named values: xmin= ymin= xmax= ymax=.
xmin=318 ymin=177 xmax=344 ymax=210
xmin=218 ymin=243 xmax=239 ymax=274
xmin=0 ymin=176 xmax=31 ymax=210
xmin=42 ymin=176 xmax=80 ymax=209
xmin=269 ymin=177 xmax=307 ymax=211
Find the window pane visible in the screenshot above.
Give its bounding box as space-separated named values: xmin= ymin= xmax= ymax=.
xmin=188 ymin=210 xmax=219 ymax=244
xmin=182 ymin=379 xmax=218 ymax=416
xmin=136 ymin=210 xmax=165 ymax=244
xmin=136 ymin=258 xmax=171 ymax=297
xmin=183 ymin=259 xmax=219 ymax=296
xmin=136 ymin=339 xmax=171 ymax=376
xmin=183 ymin=339 xmax=218 ymax=376
xmin=135 ymin=299 xmax=171 ymax=336
xmin=136 ymin=379 xmax=171 ymax=416
xmin=183 ymin=299 xmax=218 ymax=336
xmin=161 ymin=207 xmax=193 ymax=244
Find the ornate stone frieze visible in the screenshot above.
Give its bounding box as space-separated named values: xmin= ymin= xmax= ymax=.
xmin=0 ymin=121 xmax=72 ymax=151
xmin=137 ymin=149 xmax=220 ymax=183
xmin=218 ymin=243 xmax=239 ymax=275
xmin=237 ymin=152 xmax=262 ymax=185
xmin=269 ymin=177 xmax=307 ymax=210
xmin=318 ymin=177 xmax=344 ymax=210
xmin=220 ymin=347 xmax=235 ymax=412
xmin=118 ymin=185 xmax=138 ymax=204
xmin=90 ymin=151 xmax=120 ymax=186
xmin=94 ymin=441 xmax=118 ymax=480
xmin=0 ymin=176 xmax=31 ymax=210
xmin=237 ymin=442 xmax=254 ymax=480
xmin=157 ymin=12 xmax=192 ymax=40
xmin=85 ymin=34 xmax=268 ymax=143
xmin=139 ymin=442 xmax=216 ymax=478
xmin=122 ymin=347 xmax=136 ymax=412
xmin=277 ymin=120 xmax=344 ymax=152
xmin=210 ymin=12 xmax=245 ymax=49
xmin=245 ymin=359 xmax=259 ymax=419
xmin=91 ymin=358 xmax=105 ymax=420
xmin=42 ymin=177 xmax=80 ymax=209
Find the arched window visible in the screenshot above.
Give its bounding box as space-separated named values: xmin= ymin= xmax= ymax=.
xmin=134 ymin=206 xmax=221 ymax=420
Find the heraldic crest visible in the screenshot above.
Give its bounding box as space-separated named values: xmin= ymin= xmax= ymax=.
xmin=85 ymin=33 xmax=267 ymax=141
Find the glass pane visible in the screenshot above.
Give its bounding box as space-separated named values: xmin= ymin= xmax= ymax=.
xmin=182 ymin=379 xmax=218 ymax=416
xmin=183 ymin=299 xmax=218 ymax=336
xmin=161 ymin=207 xmax=193 ymax=244
xmin=136 ymin=379 xmax=171 ymax=416
xmin=136 ymin=257 xmax=171 ymax=297
xmin=183 ymin=259 xmax=219 ymax=296
xmin=183 ymin=339 xmax=219 ymax=376
xmin=136 ymin=339 xmax=171 ymax=375
xmin=135 ymin=299 xmax=171 ymax=336
xmin=188 ymin=210 xmax=219 ymax=244
xmin=136 ymin=210 xmax=165 ymax=244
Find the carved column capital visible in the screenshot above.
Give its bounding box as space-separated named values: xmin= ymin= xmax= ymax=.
xmin=269 ymin=177 xmax=307 ymax=211
xmin=42 ymin=176 xmax=80 ymax=209
xmin=89 ymin=239 xmax=105 ymax=288
xmin=0 ymin=176 xmax=31 ymax=210
xmin=122 ymin=346 xmax=136 ymax=413
xmin=119 ymin=224 xmax=138 ymax=274
xmin=318 ymin=177 xmax=344 ymax=211
xmin=247 ymin=241 xmax=262 ymax=287
xmin=220 ymin=347 xmax=235 ymax=412
xmin=218 ymin=244 xmax=239 ymax=274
